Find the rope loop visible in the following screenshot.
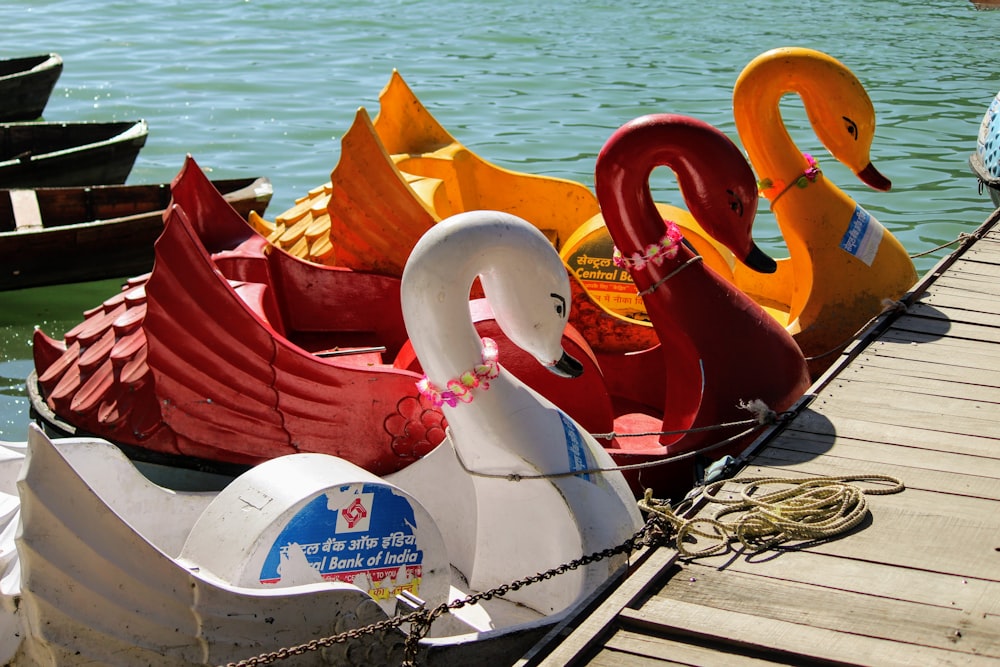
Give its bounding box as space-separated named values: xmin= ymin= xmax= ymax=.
xmin=805 ymin=296 xmax=909 ymax=364
xmin=636 ymin=254 xmax=702 ymax=297
xmin=639 ymin=473 xmax=904 ymax=558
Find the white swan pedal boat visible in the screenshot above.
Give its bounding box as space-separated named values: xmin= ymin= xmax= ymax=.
xmin=0 ymin=211 xmax=643 ymax=665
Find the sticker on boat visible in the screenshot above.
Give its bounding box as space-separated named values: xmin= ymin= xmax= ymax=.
xmin=559 ymin=410 xmax=596 ymax=482
xmin=560 ymin=218 xmax=649 ymax=320
xmin=840 ymin=204 xmax=885 ymax=266
xmin=259 ymin=483 xmax=425 ymax=605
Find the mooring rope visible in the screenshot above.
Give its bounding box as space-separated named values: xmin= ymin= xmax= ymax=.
xmin=638 ymin=473 xmax=904 ymax=558
xmin=636 ymin=254 xmax=703 ymax=296
xmin=804 ymin=297 xmax=907 ymax=364
xmin=909 ymin=232 xmax=974 ymax=259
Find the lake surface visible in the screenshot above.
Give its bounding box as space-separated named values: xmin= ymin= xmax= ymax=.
xmin=2 ymin=0 xmax=999 ymax=440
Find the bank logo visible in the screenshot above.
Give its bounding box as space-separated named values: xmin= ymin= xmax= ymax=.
xmin=336 ymin=492 xmax=373 ymax=532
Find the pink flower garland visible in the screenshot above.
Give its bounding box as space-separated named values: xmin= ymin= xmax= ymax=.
xmin=612 ymin=219 xmax=684 ymax=271
xmin=757 ymin=152 xmax=821 ymax=202
xmin=416 ymin=337 xmax=500 ymax=408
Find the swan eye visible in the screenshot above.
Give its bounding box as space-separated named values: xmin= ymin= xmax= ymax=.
xmin=550 ymin=293 xmax=567 ymax=318
xmin=843 ymin=116 xmax=859 ymax=140
xmin=726 ymin=189 xmax=744 ymax=216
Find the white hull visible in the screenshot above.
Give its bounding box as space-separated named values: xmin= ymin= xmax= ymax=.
xmin=0 ymin=427 xmax=618 ymax=665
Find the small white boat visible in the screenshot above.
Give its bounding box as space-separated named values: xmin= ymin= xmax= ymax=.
xmin=0 ymin=210 xmax=642 ymax=665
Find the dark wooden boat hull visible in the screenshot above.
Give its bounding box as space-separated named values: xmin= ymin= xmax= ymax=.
xmin=0 ymin=53 xmax=62 ymax=122
xmin=0 ymin=119 xmax=148 ymax=187
xmin=0 ymin=175 xmax=273 ymax=290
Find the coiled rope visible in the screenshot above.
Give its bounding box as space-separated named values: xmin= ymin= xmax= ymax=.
xmin=638 ymin=473 xmax=904 ymax=558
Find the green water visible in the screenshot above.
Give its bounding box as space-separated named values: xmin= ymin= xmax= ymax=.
xmin=2 ymin=0 xmax=1000 ymax=439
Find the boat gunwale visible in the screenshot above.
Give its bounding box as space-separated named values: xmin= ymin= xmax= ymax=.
xmin=0 ymin=53 xmax=62 ymax=81
xmin=0 ymin=176 xmax=272 ymax=235
xmin=0 ymin=119 xmax=148 ymax=168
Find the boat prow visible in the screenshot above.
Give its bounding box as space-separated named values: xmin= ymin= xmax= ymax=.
xmin=0 ymin=53 xmax=62 ymax=122
xmin=0 ymin=119 xmax=148 ymax=188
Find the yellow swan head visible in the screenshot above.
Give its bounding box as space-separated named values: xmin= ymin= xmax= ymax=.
xmin=735 ymin=47 xmax=890 ymax=191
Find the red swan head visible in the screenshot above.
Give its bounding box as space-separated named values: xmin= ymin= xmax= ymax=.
xmin=595 ymin=113 xmax=773 ymax=275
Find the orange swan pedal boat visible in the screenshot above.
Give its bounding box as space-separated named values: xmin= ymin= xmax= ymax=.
xmin=731 ymin=47 xmax=918 ymax=376
xmin=29 ymin=156 xmax=620 ymax=475
xmin=250 ymin=70 xmax=737 ymax=323
xmin=359 ymin=63 xmax=914 ymax=381
xmin=593 ymin=113 xmax=811 ymax=498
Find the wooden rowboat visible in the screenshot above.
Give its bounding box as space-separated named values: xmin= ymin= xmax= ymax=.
xmin=0 ymin=173 xmax=273 ymax=290
xmin=0 ymin=53 xmax=62 ymax=122
xmin=0 ymin=119 xmax=148 ymax=188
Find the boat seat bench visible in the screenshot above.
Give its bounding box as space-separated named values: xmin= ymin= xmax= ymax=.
xmin=10 ymin=190 xmax=43 ymax=231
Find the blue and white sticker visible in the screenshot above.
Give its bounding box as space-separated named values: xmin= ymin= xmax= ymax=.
xmin=558 ymin=410 xmax=594 ymax=482
xmin=258 ymin=483 xmax=424 ymax=604
xmin=840 ymin=204 xmax=885 ymax=267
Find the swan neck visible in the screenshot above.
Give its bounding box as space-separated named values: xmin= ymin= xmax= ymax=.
xmin=734 ymin=68 xmax=810 ymax=185
xmin=407 ymin=286 xmax=485 ymax=390
xmin=597 ymin=124 xmax=695 ymax=262
xmin=401 ymin=235 xmax=494 ymax=392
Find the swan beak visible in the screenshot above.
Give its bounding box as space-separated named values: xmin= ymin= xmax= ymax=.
xmin=547 ymin=352 xmax=584 ymax=378
xmin=857 ymin=163 xmax=892 ymax=192
xmin=742 ymin=242 xmax=778 ymax=274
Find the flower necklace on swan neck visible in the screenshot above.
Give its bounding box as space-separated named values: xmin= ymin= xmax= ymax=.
xmin=756 ymin=152 xmax=821 ymax=208
xmin=416 ymin=337 xmax=500 ymax=408
xmin=612 ymin=219 xmax=684 ymax=270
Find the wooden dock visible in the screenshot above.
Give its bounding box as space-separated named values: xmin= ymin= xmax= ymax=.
xmin=518 ymin=208 xmax=1000 ymax=666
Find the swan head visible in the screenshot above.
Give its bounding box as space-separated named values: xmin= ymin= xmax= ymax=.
xmin=472 ymin=213 xmax=583 ymax=375
xmin=401 ymin=210 xmax=582 ymax=380
xmin=752 ymin=47 xmax=890 ymax=192
xmin=596 ymin=113 xmax=775 ymax=273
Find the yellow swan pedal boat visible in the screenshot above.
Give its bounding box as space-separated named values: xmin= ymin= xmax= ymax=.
xmin=732 ymin=47 xmax=918 ymax=375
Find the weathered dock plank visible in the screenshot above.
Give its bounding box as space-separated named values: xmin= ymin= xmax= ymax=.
xmin=787 ymin=408 xmax=1000 ymax=460
xmin=760 ymin=434 xmax=1000 ymax=499
xmin=631 ymin=589 xmax=998 ymax=665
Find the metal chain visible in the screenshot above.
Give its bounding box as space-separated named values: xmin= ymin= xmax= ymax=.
xmin=221 ymin=515 xmax=673 ymax=667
